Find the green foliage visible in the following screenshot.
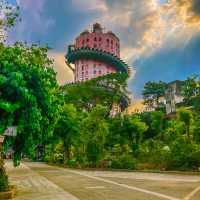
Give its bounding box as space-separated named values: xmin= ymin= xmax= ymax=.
xmin=54 ymin=104 xmax=80 ymax=162
xmin=0 ymin=43 xmax=61 ymax=165
xmin=110 ymin=154 xmax=137 ymax=170
xmin=62 ymin=73 xmax=130 ymax=112
xmin=138 ymin=140 xmax=170 ymax=170
xmin=177 ymin=107 xmax=193 ymax=141
xmin=53 ymin=141 xmax=64 ymax=164
xmin=193 ymin=116 xmax=200 ymax=142
xmin=181 ymin=75 xmax=200 ymax=111
xmin=81 ymin=105 xmax=109 ymax=166
xmin=41 ymin=72 xmax=200 ymax=171
xmin=142 ymin=81 xmax=167 ymax=108
xmin=168 ymin=138 xmax=200 ymax=170
xmin=151 ymin=111 xmax=165 ymax=139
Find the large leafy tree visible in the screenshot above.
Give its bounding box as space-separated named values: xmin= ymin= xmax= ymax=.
xmin=177 ymin=108 xmax=193 ymax=141
xmin=80 ymin=105 xmax=109 ymax=166
xmin=122 ymin=115 xmax=148 ymax=156
xmin=181 ymin=76 xmax=200 ymax=111
xmin=54 ymin=104 xmax=80 ymax=162
xmin=0 ymin=0 xmax=20 ymax=191
xmin=0 ymin=43 xmax=61 ymax=165
xmin=62 ymin=73 xmax=130 ymax=112
xmin=142 ymin=81 xmax=167 ymax=108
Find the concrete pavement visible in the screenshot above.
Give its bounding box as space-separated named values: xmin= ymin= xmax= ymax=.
xmin=5 ymin=161 xmax=200 ymax=200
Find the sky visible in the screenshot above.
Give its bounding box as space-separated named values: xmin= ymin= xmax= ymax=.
xmin=6 ymin=0 xmax=200 ymax=99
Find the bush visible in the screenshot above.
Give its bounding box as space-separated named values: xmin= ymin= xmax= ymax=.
xmin=66 ymin=159 xmax=79 ymax=168
xmin=110 ymin=154 xmax=137 ymax=170
xmin=167 ymin=138 xmax=200 ymax=170
xmin=138 ymin=140 xmax=170 ymax=170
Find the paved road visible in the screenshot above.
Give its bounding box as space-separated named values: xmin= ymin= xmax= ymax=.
xmin=5 ymin=161 xmax=200 ymax=200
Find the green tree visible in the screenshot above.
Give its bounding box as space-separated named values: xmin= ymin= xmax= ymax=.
xmin=62 ymin=73 xmax=130 ymax=112
xmin=0 ymin=43 xmax=61 ymax=165
xmin=123 ymin=115 xmax=148 ymax=156
xmin=177 ymin=108 xmax=193 ymax=141
xmin=142 ymin=81 xmax=167 ymax=108
xmin=193 ymin=116 xmax=200 ymax=143
xmin=54 ymin=104 xmax=80 ymax=162
xmin=0 ymin=1 xmax=21 ymax=191
xmin=151 ymin=111 xmax=165 ymax=139
xmin=181 ymin=76 xmax=200 ymax=111
xmin=140 ymin=111 xmax=165 ymax=139
xmin=81 ymin=105 xmax=109 ymax=166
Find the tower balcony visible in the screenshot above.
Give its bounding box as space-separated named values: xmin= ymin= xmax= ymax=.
xmin=66 ymin=47 xmax=129 ymax=73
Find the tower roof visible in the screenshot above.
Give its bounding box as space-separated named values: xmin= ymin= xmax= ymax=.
xmin=93 ymin=23 xmax=103 ymax=33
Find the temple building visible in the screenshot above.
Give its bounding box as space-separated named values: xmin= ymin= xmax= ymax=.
xmin=65 ymin=23 xmax=130 ymax=82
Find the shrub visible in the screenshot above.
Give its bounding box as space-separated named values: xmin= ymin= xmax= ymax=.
xmin=138 ymin=140 xmax=170 ymax=170
xmin=66 ymin=159 xmax=78 ymax=168
xmin=167 ymin=138 xmax=200 ymax=170
xmin=110 ymin=154 xmax=137 ymax=170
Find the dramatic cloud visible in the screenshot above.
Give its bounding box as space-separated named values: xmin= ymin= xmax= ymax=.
xmin=7 ymin=0 xmax=200 ymax=97
xmin=95 ymin=0 xmax=200 ymax=63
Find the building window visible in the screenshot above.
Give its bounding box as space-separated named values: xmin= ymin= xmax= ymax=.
xmin=87 ymin=38 xmax=89 ymax=42
xmin=86 ymin=71 xmax=88 ymax=75
xmin=82 ymin=71 xmax=84 ymax=75
xmin=94 ymin=70 xmax=96 ymax=74
xmin=94 ymin=44 xmax=97 ymax=48
xmin=106 ymin=39 xmax=109 ymax=47
xmin=82 ymin=65 xmax=84 ymax=70
xmin=99 ymin=37 xmax=102 ymax=42
xmin=94 ymin=37 xmax=97 ymax=42
xmin=99 ymin=70 xmax=102 ymax=74
xmin=94 ymin=64 xmax=96 ymax=68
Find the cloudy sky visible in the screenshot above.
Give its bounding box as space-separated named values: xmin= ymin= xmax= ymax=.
xmin=7 ymin=0 xmax=200 ymax=98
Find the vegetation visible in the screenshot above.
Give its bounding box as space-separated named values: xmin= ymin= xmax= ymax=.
xmin=43 ymin=75 xmax=200 ymax=171
xmin=62 ymin=72 xmax=130 ymax=112
xmin=2 ymin=41 xmax=200 ymax=173
xmin=142 ymin=81 xmax=167 ymax=109
xmin=0 ymin=0 xmax=20 ymax=192
xmin=1 ymin=5 xmax=200 ymax=194
xmin=0 ymin=42 xmax=61 ymax=166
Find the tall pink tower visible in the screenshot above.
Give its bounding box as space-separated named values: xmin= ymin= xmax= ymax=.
xmin=66 ymin=23 xmax=129 ymax=82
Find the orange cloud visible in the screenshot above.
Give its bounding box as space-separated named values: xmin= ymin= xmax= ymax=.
xmin=48 ymin=51 xmax=74 ymax=85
